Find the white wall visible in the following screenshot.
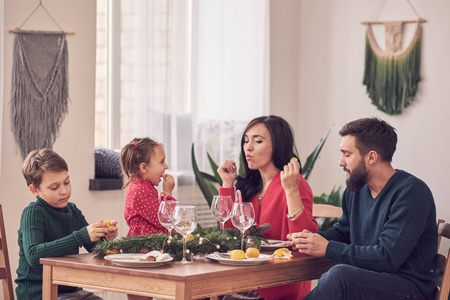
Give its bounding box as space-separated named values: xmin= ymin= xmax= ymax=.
xmin=1 ymin=1 xmax=127 ymax=298
xmin=2 ymin=1 xmax=450 ymax=299
xmin=294 ymin=0 xmax=450 ymax=226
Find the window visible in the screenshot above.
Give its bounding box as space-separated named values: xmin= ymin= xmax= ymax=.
xmin=95 ymin=0 xmax=269 ymax=185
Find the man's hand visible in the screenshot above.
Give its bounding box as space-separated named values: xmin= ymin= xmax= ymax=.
xmin=287 ymin=229 xmax=329 ymax=257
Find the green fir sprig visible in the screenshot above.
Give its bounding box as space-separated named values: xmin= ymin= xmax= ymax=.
xmin=93 ymin=224 xmax=270 ymax=261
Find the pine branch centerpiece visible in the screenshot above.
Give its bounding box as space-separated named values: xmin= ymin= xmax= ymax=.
xmin=94 ymin=224 xmax=270 ymax=261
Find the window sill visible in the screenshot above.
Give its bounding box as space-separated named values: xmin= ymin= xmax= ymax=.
xmin=89 ymin=178 xmax=123 ymax=191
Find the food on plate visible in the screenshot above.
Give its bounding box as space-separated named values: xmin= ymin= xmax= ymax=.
xmin=274 ymin=247 xmax=293 ymax=259
xmin=139 ymin=250 xmax=170 ymax=262
xmin=104 ymin=249 xmax=119 ymax=255
xmin=246 ymin=247 xmax=260 ymax=258
xmin=139 ymin=254 xmax=156 ymax=261
xmin=231 ymin=250 xmax=246 ymax=260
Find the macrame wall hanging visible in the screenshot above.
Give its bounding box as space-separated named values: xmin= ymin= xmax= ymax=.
xmin=8 ymin=0 xmax=75 ymax=158
xmin=362 ymin=0 xmax=426 ymax=115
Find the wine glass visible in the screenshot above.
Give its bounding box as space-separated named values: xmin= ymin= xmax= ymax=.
xmin=173 ymin=205 xmax=198 ymax=264
xmin=158 ymin=200 xmax=179 ymax=236
xmin=211 ymin=195 xmax=233 ymax=231
xmin=231 ymin=202 xmax=255 ymax=250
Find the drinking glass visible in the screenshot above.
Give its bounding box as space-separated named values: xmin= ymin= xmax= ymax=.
xmin=211 ymin=195 xmax=233 ymax=231
xmin=173 ymin=205 xmax=198 ymax=264
xmin=158 ymin=200 xmax=179 ymax=236
xmin=231 ymin=202 xmax=255 ymax=250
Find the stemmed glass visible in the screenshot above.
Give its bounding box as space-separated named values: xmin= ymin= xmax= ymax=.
xmin=231 ymin=202 xmax=255 ymax=250
xmin=158 ymin=200 xmax=179 ymax=236
xmin=211 ymin=195 xmax=233 ymax=231
xmin=173 ymin=205 xmax=198 ymax=264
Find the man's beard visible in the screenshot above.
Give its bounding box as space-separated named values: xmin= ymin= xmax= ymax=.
xmin=344 ymin=159 xmax=368 ymax=192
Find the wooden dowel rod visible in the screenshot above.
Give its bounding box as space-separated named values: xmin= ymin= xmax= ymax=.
xmin=361 ymin=18 xmax=426 ymax=25
xmin=7 ymin=29 xmax=75 ymax=35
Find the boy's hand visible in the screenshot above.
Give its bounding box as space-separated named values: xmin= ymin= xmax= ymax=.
xmin=87 ymin=221 xmax=118 ymax=242
xmin=162 ymin=174 xmax=175 ymax=196
xmin=100 ymin=220 xmax=118 ymax=240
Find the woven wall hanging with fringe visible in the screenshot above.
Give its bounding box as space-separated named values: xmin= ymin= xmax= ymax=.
xmin=361 ymin=0 xmax=426 ymax=115
xmin=362 ymin=21 xmax=422 ymax=115
xmin=11 ymin=31 xmax=69 ymax=158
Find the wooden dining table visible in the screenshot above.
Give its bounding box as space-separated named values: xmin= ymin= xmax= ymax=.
xmin=40 ymin=251 xmax=337 ymax=300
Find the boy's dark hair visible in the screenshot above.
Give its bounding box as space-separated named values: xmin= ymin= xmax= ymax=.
xmin=235 ymin=115 xmax=301 ymax=201
xmin=339 ymin=117 xmax=397 ymax=162
xmin=22 ymin=149 xmax=68 ymax=187
xmin=120 ymin=137 xmax=161 ymax=188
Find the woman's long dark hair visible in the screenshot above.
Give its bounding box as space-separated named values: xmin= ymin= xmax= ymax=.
xmin=235 ymin=115 xmax=302 ymax=201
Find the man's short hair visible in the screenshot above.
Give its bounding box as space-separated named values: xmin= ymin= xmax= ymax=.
xmin=22 ymin=149 xmax=68 ymax=187
xmin=339 ymin=117 xmax=397 ymax=162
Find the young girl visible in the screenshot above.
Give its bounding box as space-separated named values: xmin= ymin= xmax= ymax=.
xmin=120 ymin=137 xmax=176 ymax=236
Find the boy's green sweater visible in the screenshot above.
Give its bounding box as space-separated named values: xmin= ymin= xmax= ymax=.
xmin=16 ymin=197 xmax=95 ymax=300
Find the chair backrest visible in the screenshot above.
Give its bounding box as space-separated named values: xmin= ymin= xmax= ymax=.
xmin=0 ymin=205 xmax=14 ymax=300
xmin=436 ymin=219 xmax=450 ymax=300
xmin=312 ymin=204 xmax=342 ymax=219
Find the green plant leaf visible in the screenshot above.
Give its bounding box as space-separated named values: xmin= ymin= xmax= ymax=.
xmin=199 ymin=171 xmax=216 ymax=182
xmin=203 ymin=180 xmax=219 ymax=207
xmin=302 ymin=127 xmax=332 ymax=181
xmin=238 ymin=153 xmax=245 ymax=176
xmin=191 ymin=144 xmax=218 ymax=205
xmin=207 ymin=152 xmax=223 ymax=186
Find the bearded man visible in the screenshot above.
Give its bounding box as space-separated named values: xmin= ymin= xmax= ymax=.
xmin=288 ymin=117 xmax=438 ymax=300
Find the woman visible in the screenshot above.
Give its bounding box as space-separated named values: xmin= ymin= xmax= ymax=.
xmin=218 ymin=115 xmax=318 ymax=300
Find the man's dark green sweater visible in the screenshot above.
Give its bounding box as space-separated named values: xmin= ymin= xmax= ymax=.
xmin=16 ymin=197 xmax=95 ymax=300
xmin=320 ymin=170 xmax=438 ymax=300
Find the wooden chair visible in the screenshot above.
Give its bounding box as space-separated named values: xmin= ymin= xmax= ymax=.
xmin=436 ymin=219 xmax=450 ymax=300
xmin=312 ymin=204 xmax=342 ymax=219
xmin=0 ymin=205 xmax=14 ymax=300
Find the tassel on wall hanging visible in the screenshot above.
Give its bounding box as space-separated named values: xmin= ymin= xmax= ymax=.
xmin=8 ymin=0 xmax=75 ymax=158
xmin=362 ymin=0 xmax=425 ymax=115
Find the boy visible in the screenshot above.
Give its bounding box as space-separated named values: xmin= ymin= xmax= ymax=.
xmin=16 ymin=149 xmax=118 ymax=299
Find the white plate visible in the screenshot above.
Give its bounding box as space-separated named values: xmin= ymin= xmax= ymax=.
xmin=207 ymin=252 xmax=274 ymax=266
xmin=104 ymin=253 xmax=173 ymax=267
xmin=260 ymin=239 xmax=288 ymax=250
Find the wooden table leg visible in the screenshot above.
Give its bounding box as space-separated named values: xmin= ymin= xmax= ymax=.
xmin=42 ymin=264 xmax=58 ymax=300
xmin=175 ymin=281 xmax=193 ymax=300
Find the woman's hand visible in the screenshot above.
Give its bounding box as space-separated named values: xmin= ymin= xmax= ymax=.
xmin=217 ymin=160 xmax=237 ymax=188
xmin=162 ymin=173 xmax=175 ymax=196
xmin=280 ymin=159 xmax=300 ymax=194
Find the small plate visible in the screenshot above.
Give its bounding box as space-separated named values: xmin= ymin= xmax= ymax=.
xmin=260 ymin=239 xmax=288 ymax=250
xmin=207 ymin=252 xmax=273 ymax=266
xmin=104 ymin=253 xmax=173 ymax=267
